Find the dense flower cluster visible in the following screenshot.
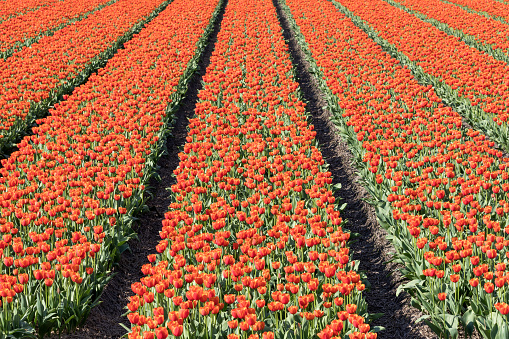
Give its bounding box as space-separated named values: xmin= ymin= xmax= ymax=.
xmin=445 ymin=0 xmax=509 ymax=21
xmin=282 ymin=0 xmax=509 ymax=336
xmin=334 ymin=0 xmax=509 ymax=151
xmin=0 ymin=0 xmax=219 ymax=336
xmin=125 ymin=0 xmax=377 ymax=339
xmin=0 ymin=0 xmax=59 ymax=23
xmin=0 ymin=0 xmax=166 ymax=154
xmin=0 ymin=0 xmax=114 ymax=59
xmin=389 ymin=0 xmax=509 ymax=54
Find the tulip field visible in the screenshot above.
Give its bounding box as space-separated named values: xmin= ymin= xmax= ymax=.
xmin=3 ymin=0 xmax=509 ymax=337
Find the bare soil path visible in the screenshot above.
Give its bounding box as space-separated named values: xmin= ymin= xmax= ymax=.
xmin=54 ymin=0 xmax=446 ymax=337
xmin=273 ymin=0 xmax=439 ymax=337
xmin=51 ymin=1 xmax=228 ymax=337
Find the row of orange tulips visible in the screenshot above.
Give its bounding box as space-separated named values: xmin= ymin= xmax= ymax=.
xmin=0 ymin=0 xmax=59 ymax=23
xmin=0 ymin=0 xmax=116 ymax=60
xmin=386 ymin=0 xmax=509 ymax=59
xmin=324 ymin=0 xmax=509 ymax=157
xmin=444 ymin=0 xmax=509 ymax=22
xmin=0 ymin=0 xmax=222 ymax=336
xmin=0 ymin=0 xmax=168 ymax=155
xmin=125 ymin=0 xmax=380 ymax=338
xmin=281 ymin=0 xmax=509 ymax=337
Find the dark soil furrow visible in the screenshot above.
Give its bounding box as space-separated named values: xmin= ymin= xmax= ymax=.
xmin=273 ymin=0 xmax=438 ymax=337
xmin=53 ymin=1 xmax=227 ymax=338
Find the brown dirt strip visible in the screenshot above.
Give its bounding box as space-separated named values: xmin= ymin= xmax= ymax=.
xmin=273 ymin=0 xmax=440 ymax=337
xmin=49 ymin=1 xmax=228 ymax=337
xmin=50 ymin=0 xmax=471 ymax=337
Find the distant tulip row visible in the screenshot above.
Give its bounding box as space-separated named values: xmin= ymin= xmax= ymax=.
xmin=0 ymin=0 xmax=59 ymax=23
xmin=329 ymin=0 xmax=509 ymax=156
xmin=281 ymin=0 xmax=509 ymax=337
xmin=125 ymin=0 xmax=378 ymax=338
xmin=387 ymin=0 xmax=509 ymax=60
xmin=0 ymin=0 xmax=115 ymax=60
xmin=0 ymin=0 xmax=167 ymax=155
xmin=0 ymin=0 xmax=220 ymax=336
xmin=445 ymin=0 xmax=509 ymax=22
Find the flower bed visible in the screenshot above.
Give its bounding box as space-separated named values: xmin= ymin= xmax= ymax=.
xmin=387 ymin=0 xmax=509 ymax=59
xmin=445 ymin=0 xmax=509 ymax=22
xmin=0 ymin=0 xmax=168 ymax=154
xmin=0 ymin=0 xmax=59 ymax=23
xmin=0 ymin=0 xmax=116 ymax=60
xmin=325 ymin=0 xmax=509 ymax=154
xmin=0 ymin=0 xmax=222 ymax=336
xmin=124 ymin=0 xmax=379 ymax=338
xmin=280 ymin=0 xmax=509 ymax=336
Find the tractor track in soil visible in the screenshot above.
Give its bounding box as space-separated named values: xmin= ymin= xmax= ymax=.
xmin=51 ymin=1 xmax=227 ymax=337
xmin=51 ymin=0 xmax=465 ymax=337
xmin=273 ymin=0 xmax=439 ymax=337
